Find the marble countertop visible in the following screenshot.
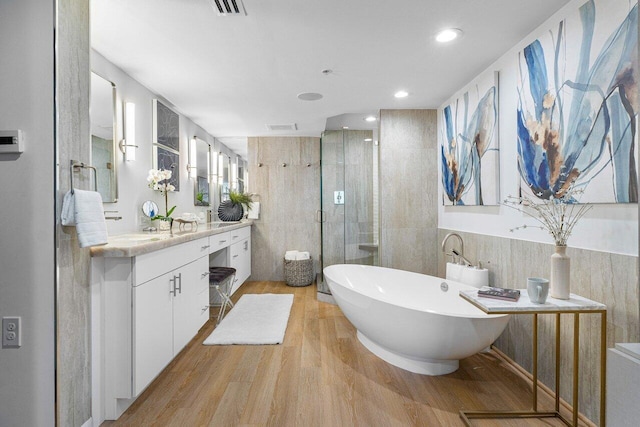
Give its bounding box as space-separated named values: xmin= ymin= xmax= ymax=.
xmin=90 ymin=220 xmax=253 ymax=258
xmin=459 ymin=289 xmax=606 ymax=314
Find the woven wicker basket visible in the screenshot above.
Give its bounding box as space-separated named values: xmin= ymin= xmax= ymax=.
xmin=284 ymin=257 xmax=314 ymax=287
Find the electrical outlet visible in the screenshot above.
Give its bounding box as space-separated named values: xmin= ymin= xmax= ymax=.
xmin=2 ymin=317 xmax=21 ymax=348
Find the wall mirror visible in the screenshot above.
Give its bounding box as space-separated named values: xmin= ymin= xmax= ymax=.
xmin=193 ymin=137 xmax=211 ymax=206
xmin=219 ymin=154 xmax=230 ymax=202
xmin=90 ymin=72 xmax=118 ymax=202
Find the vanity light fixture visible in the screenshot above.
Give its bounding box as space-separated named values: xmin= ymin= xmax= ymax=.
xmin=231 ymin=160 xmax=238 ymax=190
xmin=119 ymin=102 xmax=138 ymax=161
xmin=187 ymin=137 xmax=197 ymax=178
xmin=394 ymin=90 xmax=409 ymax=98
xmin=210 ymin=150 xmax=218 ymax=177
xmin=436 ymin=28 xmax=462 ymax=43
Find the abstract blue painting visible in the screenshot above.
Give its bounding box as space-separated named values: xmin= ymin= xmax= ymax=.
xmin=441 ymin=71 xmax=500 ymax=205
xmin=517 ymin=0 xmax=638 ymax=203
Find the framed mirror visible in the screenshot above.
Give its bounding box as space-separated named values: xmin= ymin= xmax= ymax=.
xmin=237 ymin=160 xmax=246 ymax=193
xmin=193 ymin=137 xmax=211 ymax=206
xmin=90 ymin=72 xmax=118 ymax=202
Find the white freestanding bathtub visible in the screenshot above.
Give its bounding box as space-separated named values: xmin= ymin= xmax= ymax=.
xmin=324 ymin=264 xmax=510 ymax=375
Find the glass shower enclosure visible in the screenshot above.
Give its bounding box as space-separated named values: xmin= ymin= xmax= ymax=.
xmin=318 ymin=128 xmax=379 ymax=294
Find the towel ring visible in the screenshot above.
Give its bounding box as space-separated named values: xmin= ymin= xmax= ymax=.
xmin=70 ymin=160 xmax=98 ymax=194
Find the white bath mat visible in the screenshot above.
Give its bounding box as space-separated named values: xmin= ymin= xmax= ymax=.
xmin=203 ymin=293 xmax=294 ymax=345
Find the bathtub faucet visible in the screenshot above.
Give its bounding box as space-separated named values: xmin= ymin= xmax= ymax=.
xmin=441 ymin=233 xmax=473 ymax=266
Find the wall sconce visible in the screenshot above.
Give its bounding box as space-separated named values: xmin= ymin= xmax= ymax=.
xmin=119 ymin=102 xmax=137 ymax=161
xmin=187 ymin=136 xmax=197 ymax=178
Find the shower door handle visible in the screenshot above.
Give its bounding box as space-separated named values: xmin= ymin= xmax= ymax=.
xmin=316 ymin=210 xmax=326 ymax=223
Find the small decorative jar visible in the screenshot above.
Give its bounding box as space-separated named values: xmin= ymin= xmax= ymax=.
xmin=157 ymin=217 xmax=173 ymax=231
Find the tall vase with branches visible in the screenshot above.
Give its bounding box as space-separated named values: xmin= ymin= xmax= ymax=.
xmin=504 ymin=185 xmax=591 ymax=299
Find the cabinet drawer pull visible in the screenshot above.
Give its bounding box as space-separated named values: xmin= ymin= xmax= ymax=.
xmin=232 ymin=235 xmax=238 ymax=239
xmin=169 ymin=276 xmax=177 ymax=296
xmin=219 ymin=240 xmax=227 ymax=244
xmin=232 ymin=254 xmax=239 ymax=259
xmin=201 ymin=271 xmax=210 ymax=278
xmin=201 ymin=245 xmax=210 ymax=250
xmin=176 ymin=273 xmax=182 ymax=294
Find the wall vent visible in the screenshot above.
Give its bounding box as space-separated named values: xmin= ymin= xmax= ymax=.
xmin=209 ymin=0 xmax=247 ymax=16
xmin=266 ymin=124 xmax=298 ymax=131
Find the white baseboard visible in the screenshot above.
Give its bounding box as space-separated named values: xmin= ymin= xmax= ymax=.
xmin=81 ymin=417 xmax=93 ymax=427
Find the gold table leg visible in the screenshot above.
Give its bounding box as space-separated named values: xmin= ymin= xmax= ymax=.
xmin=533 ymin=313 xmax=538 ymax=411
xmin=556 ymin=313 xmax=561 ymax=413
xmin=460 ymin=309 xmax=607 ymax=427
xmin=601 ymin=310 xmax=607 ymax=427
xmin=573 ymin=313 xmax=580 ymax=426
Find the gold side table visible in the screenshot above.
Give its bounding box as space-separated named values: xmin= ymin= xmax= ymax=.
xmin=459 ymin=290 xmax=607 ymax=426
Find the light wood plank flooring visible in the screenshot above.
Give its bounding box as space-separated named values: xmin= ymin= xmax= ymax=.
xmin=103 ymin=281 xmax=587 ymax=426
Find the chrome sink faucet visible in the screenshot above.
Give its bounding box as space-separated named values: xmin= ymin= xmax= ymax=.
xmin=441 ymin=232 xmax=473 ymax=266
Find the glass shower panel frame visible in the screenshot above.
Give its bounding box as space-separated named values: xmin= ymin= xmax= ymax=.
xmin=319 ymin=129 xmax=378 ymax=295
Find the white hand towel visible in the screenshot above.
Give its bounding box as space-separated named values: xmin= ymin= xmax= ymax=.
xmin=61 ymin=191 xmax=76 ymax=226
xmin=247 ymin=202 xmax=260 ymax=219
xmin=285 ymin=250 xmax=299 ymax=261
xmin=62 ymin=189 xmax=108 ymax=248
xmin=295 ymin=252 xmax=310 ymax=260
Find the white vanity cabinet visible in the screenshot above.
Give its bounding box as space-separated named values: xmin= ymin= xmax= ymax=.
xmin=100 ymin=237 xmax=210 ymax=418
xmin=132 ymin=255 xmax=209 ymax=395
xmin=93 ymin=223 xmax=252 ymax=421
xmin=229 ymin=227 xmax=251 ymax=295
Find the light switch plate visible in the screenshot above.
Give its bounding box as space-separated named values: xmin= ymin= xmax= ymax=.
xmin=334 ymin=191 xmax=344 ymax=205
xmin=2 ymin=316 xmax=21 ymax=348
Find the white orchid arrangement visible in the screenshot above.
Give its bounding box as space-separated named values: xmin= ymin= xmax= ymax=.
xmin=503 ymin=185 xmax=592 ymax=247
xmin=147 ymin=168 xmax=176 ymax=221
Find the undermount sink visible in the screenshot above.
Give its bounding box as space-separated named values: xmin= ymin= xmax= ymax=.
xmin=210 ymin=221 xmax=239 ymax=228
xmin=111 ymin=234 xmax=167 ymax=243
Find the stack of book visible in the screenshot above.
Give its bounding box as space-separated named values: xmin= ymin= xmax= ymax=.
xmin=477 ymin=286 xmax=520 ymax=302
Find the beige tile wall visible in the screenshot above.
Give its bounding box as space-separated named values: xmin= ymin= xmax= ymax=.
xmin=248 ymin=137 xmax=321 ymax=281
xmin=379 ymin=109 xmax=438 ymax=275
xmin=56 ymin=0 xmax=92 ymax=424
xmin=437 ymin=228 xmax=639 ymax=424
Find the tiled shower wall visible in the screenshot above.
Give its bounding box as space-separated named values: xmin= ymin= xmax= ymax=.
xmin=56 ymin=0 xmax=92 ymax=425
xmin=379 ymin=109 xmax=438 ymax=275
xmin=247 ymin=137 xmax=321 ymax=281
xmin=437 ymin=228 xmax=639 ymax=425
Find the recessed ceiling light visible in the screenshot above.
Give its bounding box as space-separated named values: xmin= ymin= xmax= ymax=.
xmin=394 ymin=90 xmax=409 ymax=98
xmin=364 ymin=116 xmax=377 ymax=122
xmin=342 ymin=126 xmax=349 ymax=129
xmin=436 ymin=28 xmax=462 ymax=43
xmin=364 ymin=138 xmax=373 ymax=142
xmin=297 ymin=92 xmax=323 ymax=101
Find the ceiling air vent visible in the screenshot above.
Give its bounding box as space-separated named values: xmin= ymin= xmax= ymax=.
xmin=209 ymin=0 xmax=247 ymax=16
xmin=266 ymin=124 xmax=298 ymax=131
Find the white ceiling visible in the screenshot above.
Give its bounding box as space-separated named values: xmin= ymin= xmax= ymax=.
xmin=91 ymin=0 xmax=571 ymax=158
